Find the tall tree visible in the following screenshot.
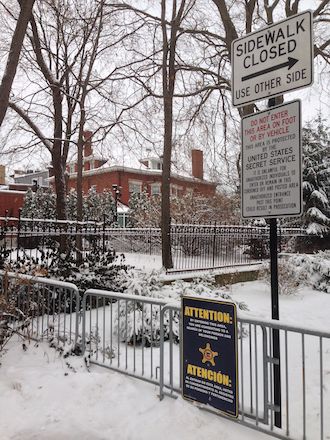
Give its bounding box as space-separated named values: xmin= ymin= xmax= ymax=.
xmin=161 ymin=0 xmax=187 ymax=269
xmin=109 ymin=1 xmax=232 ymax=267
xmin=302 ymin=115 xmax=330 ymax=235
xmin=4 ymin=0 xmax=142 ymax=219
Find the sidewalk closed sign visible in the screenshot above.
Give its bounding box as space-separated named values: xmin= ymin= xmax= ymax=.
xmin=182 ymin=296 xmax=238 ymax=418
xmin=232 ymin=11 xmax=313 ymax=106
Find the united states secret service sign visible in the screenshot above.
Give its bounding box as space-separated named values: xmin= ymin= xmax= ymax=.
xmin=182 ymin=296 xmax=238 ymax=418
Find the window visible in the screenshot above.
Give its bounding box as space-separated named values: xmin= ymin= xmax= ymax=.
xmin=118 ymin=212 xmax=128 ymax=228
xmin=151 ymin=183 xmax=161 ymax=196
xmin=170 ymin=184 xmax=182 ymax=197
xmin=149 ymin=159 xmax=162 ymax=170
xmin=129 ymin=180 xmax=142 ymax=194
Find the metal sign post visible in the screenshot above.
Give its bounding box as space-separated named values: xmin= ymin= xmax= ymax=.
xmin=240 ymin=98 xmax=302 ymax=428
xmin=232 ymin=9 xmax=313 ymax=430
xmin=268 ymin=98 xmax=281 ymax=429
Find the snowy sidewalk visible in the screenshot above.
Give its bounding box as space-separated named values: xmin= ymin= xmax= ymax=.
xmin=0 ymin=340 xmax=268 ymax=440
xmin=1 ymin=280 xmax=330 ymax=439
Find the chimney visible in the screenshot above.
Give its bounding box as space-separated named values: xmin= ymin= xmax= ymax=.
xmin=83 ymin=130 xmax=93 ymax=157
xmin=48 ymin=166 xmax=54 ymax=178
xmin=0 ymin=165 xmax=5 ymax=185
xmin=191 ymin=149 xmax=203 ymax=180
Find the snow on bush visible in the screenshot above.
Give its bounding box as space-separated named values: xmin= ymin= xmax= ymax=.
xmin=113 ymin=269 xmax=248 ymax=344
xmin=10 ymin=246 xmax=128 ymax=299
xmin=260 ymin=259 xmax=307 ymax=296
xmin=21 ymin=186 xmax=116 ymax=222
xmin=261 ymin=251 xmax=330 ymax=295
xmin=289 ymin=251 xmax=330 ymax=294
xmin=302 ymin=116 xmax=330 ymax=236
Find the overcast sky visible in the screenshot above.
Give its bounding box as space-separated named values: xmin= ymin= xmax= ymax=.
xmin=0 ymin=0 xmax=328 ymax=179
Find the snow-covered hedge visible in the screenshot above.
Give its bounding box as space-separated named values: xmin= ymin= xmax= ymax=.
xmin=7 ymin=246 xmax=129 ymax=310
xmin=261 ymin=251 xmax=330 ymax=295
xmin=113 ymin=269 xmax=249 ymax=344
xmin=289 ymin=251 xmax=330 ymax=294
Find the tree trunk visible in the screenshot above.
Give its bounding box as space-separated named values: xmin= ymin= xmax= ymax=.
xmin=52 ymin=148 xmax=66 ymax=221
xmin=0 ymin=0 xmax=35 ymax=127
xmin=52 ymin=84 xmax=66 ymax=220
xmin=161 ymin=95 xmax=173 ymax=269
xmin=160 ymin=0 xmax=185 ymax=270
xmin=76 ymin=116 xmax=86 ymax=265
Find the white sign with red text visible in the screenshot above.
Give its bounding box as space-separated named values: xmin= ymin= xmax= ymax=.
xmin=241 ymin=100 xmax=302 ymax=219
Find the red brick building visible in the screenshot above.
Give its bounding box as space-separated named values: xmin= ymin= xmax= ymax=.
xmin=0 ymin=190 xmax=25 ymax=217
xmin=0 ymin=168 xmax=50 ymax=217
xmin=65 ymin=131 xmax=216 ymax=204
xmin=1 ymin=131 xmax=216 ymax=219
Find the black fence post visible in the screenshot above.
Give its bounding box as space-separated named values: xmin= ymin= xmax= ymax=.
xmin=103 ymin=214 xmax=106 ymax=254
xmin=16 ymin=208 xmax=22 ymax=262
xmin=3 ymin=210 xmax=9 ymax=263
xmin=212 ymin=221 xmax=216 ymax=269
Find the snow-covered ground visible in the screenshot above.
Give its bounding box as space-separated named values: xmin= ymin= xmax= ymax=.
xmin=122 ymin=251 xmax=257 ymax=273
xmin=1 ymin=339 xmax=268 ymax=440
xmin=1 ymin=278 xmax=330 ymax=439
xmin=230 ymin=280 xmax=330 ymax=331
xmin=123 ymin=252 xmax=162 ymax=271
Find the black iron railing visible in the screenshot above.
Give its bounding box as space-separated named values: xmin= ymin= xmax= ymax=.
xmin=0 ymin=214 xmax=309 ymax=272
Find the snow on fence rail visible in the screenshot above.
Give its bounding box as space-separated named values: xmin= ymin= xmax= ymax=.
xmin=0 ymin=216 xmax=310 ymax=272
xmin=0 ymin=271 xmax=79 ymax=347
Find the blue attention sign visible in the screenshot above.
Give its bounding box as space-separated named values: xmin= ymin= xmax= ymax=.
xmin=182 ymin=296 xmax=238 ymax=418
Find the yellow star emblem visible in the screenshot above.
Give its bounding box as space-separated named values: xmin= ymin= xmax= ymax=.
xmin=199 ymin=343 xmax=218 ymax=366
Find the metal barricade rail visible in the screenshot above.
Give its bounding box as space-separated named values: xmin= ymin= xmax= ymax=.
xmin=0 ymin=270 xmax=79 ymax=346
xmin=81 ymin=289 xmax=173 ymax=386
xmin=80 ymin=288 xmax=330 ymax=440
xmin=159 ymin=303 xmax=330 ymax=440
xmin=1 ymin=274 xmax=329 ymax=440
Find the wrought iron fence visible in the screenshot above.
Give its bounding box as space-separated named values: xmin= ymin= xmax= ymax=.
xmin=103 ymin=227 xmax=162 ymax=256
xmin=0 ymin=215 xmax=309 ymax=272
xmin=0 ymin=216 xmax=109 ymax=267
xmin=170 ymin=224 xmax=268 ymax=271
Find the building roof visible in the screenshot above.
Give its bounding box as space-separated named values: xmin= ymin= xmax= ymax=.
xmin=0 ymin=188 xmax=26 ymax=195
xmin=117 ymin=201 xmax=129 ymax=213
xmin=64 ymin=164 xmax=216 ymax=186
xmin=67 ymin=155 xmax=108 ymax=166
